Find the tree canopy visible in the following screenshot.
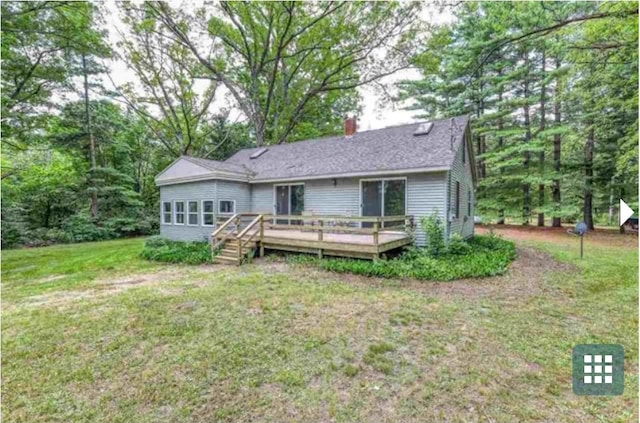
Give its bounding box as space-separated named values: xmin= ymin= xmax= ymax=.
xmin=398 ymin=1 xmax=638 ymax=229
xmin=1 ymin=1 xmax=637 ymax=248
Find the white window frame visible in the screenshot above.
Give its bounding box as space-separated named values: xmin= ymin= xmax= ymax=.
xmin=174 ymin=201 xmax=185 ymax=225
xmin=187 ymin=200 xmax=199 ymax=226
xmin=467 ymin=189 xmax=472 ymax=217
xmin=272 ymin=183 xmax=305 ymax=217
xmin=162 ymin=201 xmax=172 ymax=225
xmin=202 ymin=200 xmax=215 ymax=227
xmin=218 ymin=199 xmax=236 ymax=215
xmin=358 ymin=177 xmax=408 ymax=216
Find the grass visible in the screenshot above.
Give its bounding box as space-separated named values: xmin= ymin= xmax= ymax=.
xmin=291 ymin=234 xmax=516 ymax=281
xmin=1 ymin=234 xmax=637 ymax=422
xmin=1 ymin=237 xmax=159 ymax=302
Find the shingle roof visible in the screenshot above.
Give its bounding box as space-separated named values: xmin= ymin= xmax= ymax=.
xmin=162 ymin=115 xmax=470 ymax=183
xmin=181 ymin=156 xmax=253 ymax=175
xmin=223 ymin=115 xmax=470 ymax=181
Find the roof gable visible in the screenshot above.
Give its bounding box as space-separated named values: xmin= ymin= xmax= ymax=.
xmin=155 ymin=157 xmax=212 ymax=182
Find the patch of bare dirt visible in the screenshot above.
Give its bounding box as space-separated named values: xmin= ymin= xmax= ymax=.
xmin=478 ymin=224 xmax=637 ymax=249
xmin=35 ymin=274 xmax=66 ymax=283
xmin=17 ymin=269 xmax=205 ymax=310
xmin=265 ymin=245 xmax=573 ymax=303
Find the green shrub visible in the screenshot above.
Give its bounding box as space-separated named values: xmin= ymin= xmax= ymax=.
xmin=104 ymin=215 xmax=157 ymax=238
xmin=420 ymin=212 xmax=445 ymax=257
xmin=1 ymin=206 xmax=28 ymax=248
xmin=60 ymin=214 xmax=115 ymax=242
xmin=140 ymin=236 xmax=211 ymax=264
xmin=447 ymin=233 xmax=471 ymax=256
xmin=291 ymin=234 xmax=516 ymax=281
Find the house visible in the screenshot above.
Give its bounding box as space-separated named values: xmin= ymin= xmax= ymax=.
xmin=155 ymin=115 xmax=475 ymax=261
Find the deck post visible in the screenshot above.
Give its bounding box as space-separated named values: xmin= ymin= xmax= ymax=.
xmin=259 ymin=216 xmax=265 ymax=258
xmin=318 ymin=248 xmax=323 ymax=259
xmin=318 ymin=220 xmax=323 ymax=241
xmin=373 ymin=220 xmax=379 ymax=245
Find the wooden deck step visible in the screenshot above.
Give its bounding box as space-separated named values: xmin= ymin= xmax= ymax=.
xmin=213 ymin=255 xmax=240 ymax=265
xmin=219 ymin=248 xmax=237 ymax=257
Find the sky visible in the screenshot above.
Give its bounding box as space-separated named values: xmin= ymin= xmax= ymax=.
xmin=101 ymin=2 xmax=454 ymax=132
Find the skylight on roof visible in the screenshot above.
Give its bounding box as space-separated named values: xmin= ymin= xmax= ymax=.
xmin=250 ymin=148 xmax=268 ymax=159
xmin=413 ymin=122 xmax=433 ymax=136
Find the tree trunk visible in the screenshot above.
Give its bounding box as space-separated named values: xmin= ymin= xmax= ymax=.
xmin=552 ymin=57 xmax=562 ymax=227
xmin=497 ymin=69 xmax=505 ymax=225
xmin=522 ymin=52 xmax=531 ymax=225
xmin=475 ymin=134 xmax=484 ymax=178
xmin=584 ymin=123 xmax=594 ymax=230
xmin=476 ymin=71 xmax=486 ymax=180
xmin=537 ymin=49 xmax=546 ymax=226
xmin=82 ymin=54 xmax=98 ymax=218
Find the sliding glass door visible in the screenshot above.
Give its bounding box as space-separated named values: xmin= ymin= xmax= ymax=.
xmin=275 ymin=184 xmax=304 ymax=225
xmin=361 ymin=179 xmax=406 ymax=228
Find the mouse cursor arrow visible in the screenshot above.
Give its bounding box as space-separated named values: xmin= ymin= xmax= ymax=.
xmin=619 ymin=199 xmax=634 ymax=226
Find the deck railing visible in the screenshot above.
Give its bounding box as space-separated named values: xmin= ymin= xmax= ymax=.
xmin=212 ymin=213 xmax=414 ymax=260
xmin=261 ymin=214 xmax=414 ymax=246
xmin=213 ymin=213 xmax=413 ymax=247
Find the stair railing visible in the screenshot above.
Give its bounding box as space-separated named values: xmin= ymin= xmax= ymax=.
xmin=235 ymin=214 xmax=263 ymax=263
xmin=211 ymin=213 xmax=240 ymax=258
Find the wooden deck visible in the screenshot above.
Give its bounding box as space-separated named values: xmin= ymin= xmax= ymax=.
xmin=260 ymin=228 xmax=412 ymax=259
xmin=211 ymin=213 xmax=414 ymax=264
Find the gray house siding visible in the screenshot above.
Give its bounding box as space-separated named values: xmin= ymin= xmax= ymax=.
xmin=407 ymin=173 xmax=447 ymax=245
xmin=218 ymin=180 xmax=251 ymax=213
xmin=250 ymin=183 xmax=275 ymax=214
xmin=447 ymin=132 xmax=475 ymax=239
xmin=306 ymin=178 xmax=360 ymax=216
xmin=160 ymin=180 xmax=251 ymax=242
xmin=249 ymin=174 xmax=446 ymax=246
xmin=159 ymin=171 xmax=459 ymax=246
xmin=160 ymin=181 xmax=217 ymax=242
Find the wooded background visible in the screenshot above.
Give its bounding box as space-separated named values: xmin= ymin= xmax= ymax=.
xmin=2 ymin=1 xmax=637 ymax=248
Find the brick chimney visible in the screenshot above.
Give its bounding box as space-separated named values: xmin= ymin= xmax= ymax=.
xmin=344 ymin=117 xmax=357 ymax=137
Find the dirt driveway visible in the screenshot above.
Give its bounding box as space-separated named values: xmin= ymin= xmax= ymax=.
xmin=477 ymin=224 xmax=637 ymax=249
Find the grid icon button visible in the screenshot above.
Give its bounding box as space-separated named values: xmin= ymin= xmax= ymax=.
xmin=573 ymin=344 xmax=624 ymax=395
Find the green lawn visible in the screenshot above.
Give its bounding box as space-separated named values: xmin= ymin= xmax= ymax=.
xmin=2 ymin=235 xmax=637 ymax=422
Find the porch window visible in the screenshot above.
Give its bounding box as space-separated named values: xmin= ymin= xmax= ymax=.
xmin=202 ymin=200 xmax=214 ymax=226
xmin=174 ymin=201 xmax=185 ymax=224
xmin=219 ymin=200 xmax=235 ymax=215
xmin=188 ymin=201 xmax=198 ymax=225
xmin=162 ymin=202 xmax=172 ymax=224
xmin=467 ymin=189 xmax=472 ymax=217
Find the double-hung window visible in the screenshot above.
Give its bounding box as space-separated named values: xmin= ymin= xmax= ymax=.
xmin=162 ymin=202 xmax=172 ymax=224
xmin=202 ymin=200 xmax=214 ymax=226
xmin=467 ymin=189 xmax=472 ymax=217
xmin=218 ymin=200 xmax=235 ymax=215
xmin=174 ymin=201 xmax=185 ymax=224
xmin=187 ymin=201 xmax=199 ymax=225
